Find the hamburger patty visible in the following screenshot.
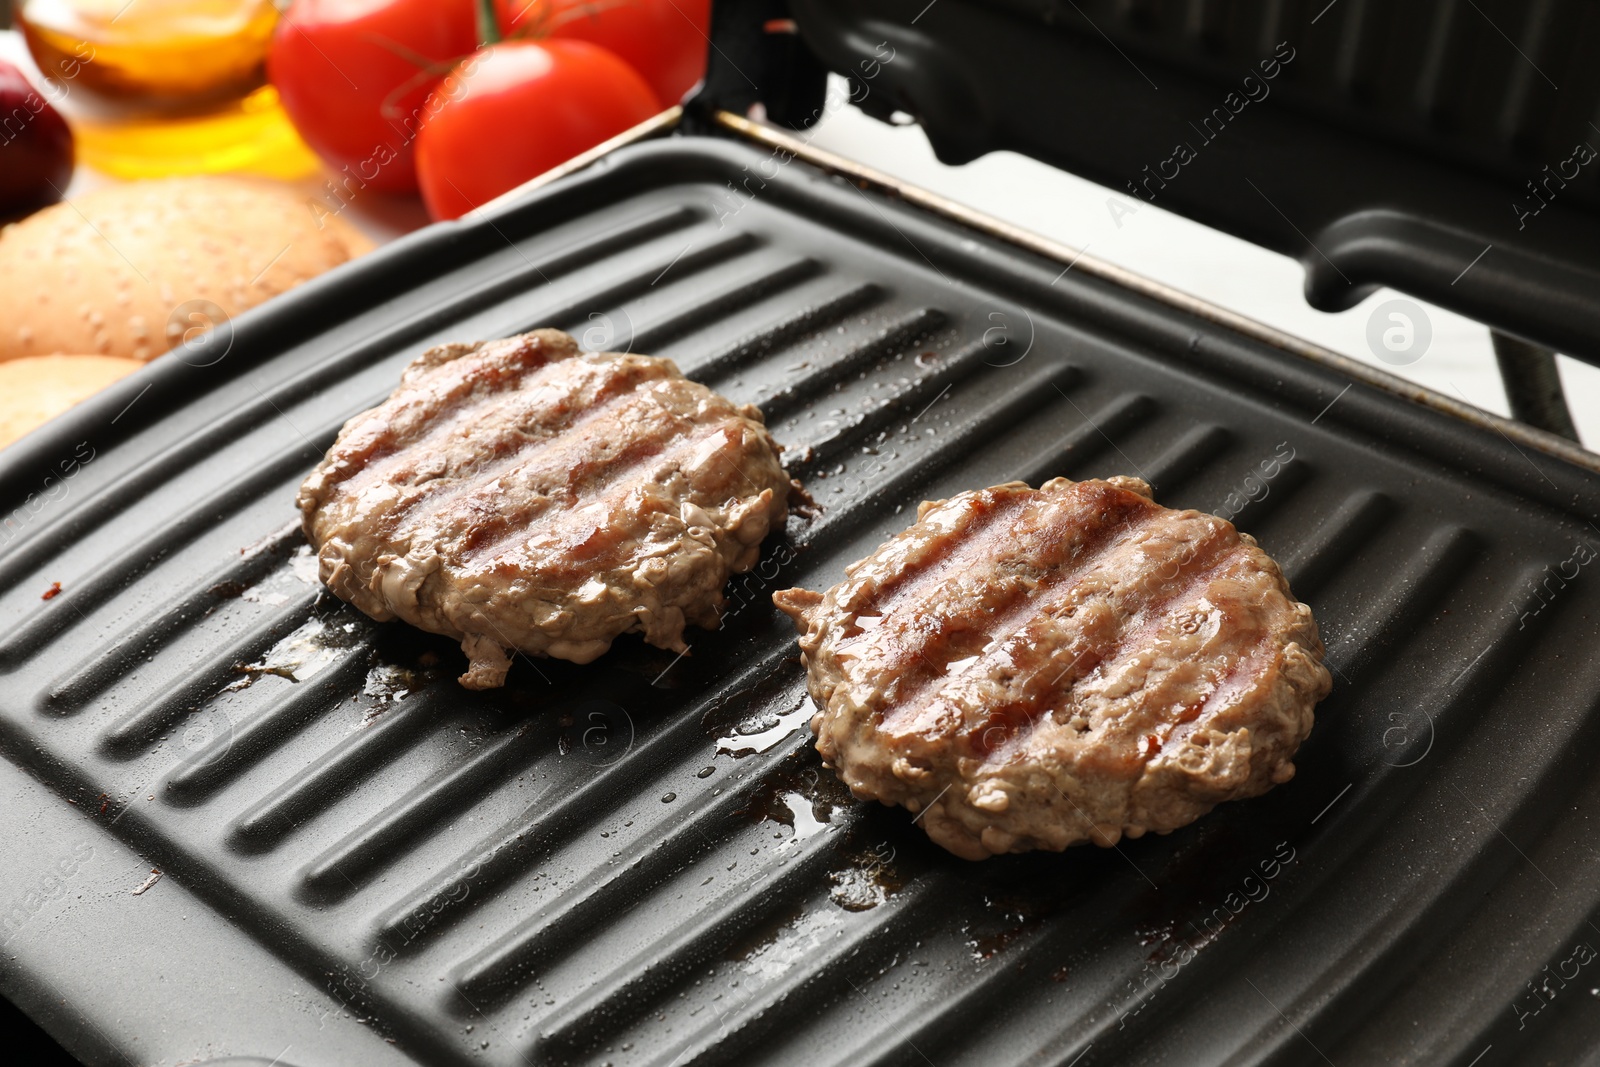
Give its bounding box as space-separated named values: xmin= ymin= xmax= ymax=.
xmin=773 ymin=476 xmax=1331 ymax=860
xmin=298 ymin=329 xmax=792 ymax=689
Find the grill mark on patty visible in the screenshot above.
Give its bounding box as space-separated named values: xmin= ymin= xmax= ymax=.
xmin=314 ymin=334 xmax=571 ymax=498
xmin=1036 ymin=542 xmax=1263 ymax=782
xmin=336 ymin=357 xmax=665 ymax=540
xmin=462 ymin=418 xmax=750 ymax=577
xmin=840 ymin=482 xmax=1151 ymax=643
xmin=372 ymin=365 xmax=675 ymax=550
xmin=320 ymin=367 xmax=572 ymax=519
xmin=846 ymin=483 xmax=1156 ymax=705
xmin=462 ymin=417 xmax=707 ymax=566
xmin=1146 ymin=647 xmax=1262 ymax=756
xmin=836 ymin=489 xmax=1039 ymax=623
xmin=859 ymin=490 xmax=1246 ymax=782
xmin=1115 ymin=548 xmax=1309 ymax=765
xmin=889 ymin=511 xmax=1236 ymax=753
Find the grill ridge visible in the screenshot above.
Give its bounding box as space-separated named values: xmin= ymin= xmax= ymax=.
xmin=297 ymin=721 xmax=553 ymax=905
xmin=627 ymin=256 xmax=825 ymax=353
xmin=1140 ymin=421 xmax=1232 ymax=494
xmin=1220 ymin=455 xmax=1313 ymax=533
xmin=164 ymin=637 xmax=378 ymax=804
xmin=227 ymin=685 xmax=448 ymax=853
xmin=1012 ymin=390 xmax=1157 ymax=486
xmin=786 ymin=337 xmax=999 ymax=478
xmin=38 ymin=520 xmax=306 ymax=711
xmin=1322 ymin=523 xmax=1480 ymax=679
xmin=448 ymin=726 xmax=814 ymax=1000
xmin=98 ymin=588 xmax=325 ymax=758
xmin=628 ymin=884 xmax=938 ymax=1067
xmin=687 ymin=282 xmax=886 ymax=382
xmin=1 ymin=449 xmax=316 ymax=668
xmin=515 ymin=230 xmax=761 ymax=338
xmin=528 ymin=824 xmax=858 ymax=1051
xmin=1280 ymin=488 xmax=1395 ymax=597
xmin=755 ymin=307 xmax=950 ymax=423
xmin=800 ymin=361 xmax=1079 ymax=556
xmin=1437 ymin=560 xmax=1569 ymax=702
xmin=370 ymin=647 xmax=799 ymax=953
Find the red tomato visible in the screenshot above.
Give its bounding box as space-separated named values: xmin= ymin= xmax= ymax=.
xmin=415 ymin=39 xmax=660 ymax=220
xmin=268 ymin=0 xmax=480 ymax=193
xmin=0 ymin=60 xmax=73 ymax=217
xmin=496 ymin=0 xmax=711 ymax=105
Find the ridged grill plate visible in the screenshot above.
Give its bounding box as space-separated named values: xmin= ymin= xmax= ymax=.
xmin=1 ymin=138 xmax=1598 ymax=1067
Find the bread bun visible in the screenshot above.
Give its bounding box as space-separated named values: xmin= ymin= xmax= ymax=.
xmin=0 ymin=177 xmax=374 ymax=362
xmin=0 ymin=354 xmax=142 ymax=448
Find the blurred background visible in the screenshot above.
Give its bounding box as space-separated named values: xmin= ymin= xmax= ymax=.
xmin=1 ymin=0 xmax=1595 ymax=451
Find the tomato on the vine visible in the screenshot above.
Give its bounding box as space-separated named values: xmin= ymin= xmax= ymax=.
xmin=268 ymin=0 xmax=480 ymax=193
xmin=496 ymin=0 xmax=711 ymax=105
xmin=415 ymin=38 xmax=660 ymax=220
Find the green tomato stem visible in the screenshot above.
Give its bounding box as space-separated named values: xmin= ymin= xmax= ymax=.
xmin=476 ymin=0 xmax=503 ymax=46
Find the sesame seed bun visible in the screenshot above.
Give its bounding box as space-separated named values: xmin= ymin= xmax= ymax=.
xmin=0 ymin=176 xmax=374 ymax=362
xmin=0 ymin=354 xmax=143 ymax=448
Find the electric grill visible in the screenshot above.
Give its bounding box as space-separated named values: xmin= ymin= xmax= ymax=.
xmin=5 ymin=2 xmax=1600 ymax=1066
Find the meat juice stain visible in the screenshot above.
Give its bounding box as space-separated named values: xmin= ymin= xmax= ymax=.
xmin=699 ymin=664 xmax=811 ymax=759
xmin=828 ymin=864 xmax=892 ymax=911
xmin=736 ymin=756 xmax=851 ymax=833
xmin=1136 ymin=921 xmax=1175 ymax=948
xmin=960 ymin=854 xmax=1103 ymax=963
xmin=359 ymin=661 xmax=433 ymax=726
xmin=971 ymin=924 xmax=1031 ymax=962
xmin=711 ymin=684 xmax=812 ymax=759
xmin=967 ymin=882 xmax=1067 ymax=962
xmin=232 ymin=662 xmax=300 ymax=684
xmin=722 ymin=900 xmax=808 ymax=965
xmin=231 ymin=610 xmax=371 ymax=688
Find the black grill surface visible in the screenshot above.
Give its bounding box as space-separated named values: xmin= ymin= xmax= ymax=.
xmin=3 ymin=137 xmax=1600 ymax=1067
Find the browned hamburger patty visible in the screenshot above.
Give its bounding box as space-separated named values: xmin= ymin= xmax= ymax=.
xmin=298 ymin=329 xmax=792 ymax=689
xmin=773 ymin=476 xmax=1331 ymax=860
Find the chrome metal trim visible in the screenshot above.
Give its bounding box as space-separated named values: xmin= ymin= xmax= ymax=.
xmin=712 ymin=109 xmax=1600 ymax=478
